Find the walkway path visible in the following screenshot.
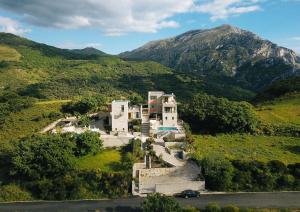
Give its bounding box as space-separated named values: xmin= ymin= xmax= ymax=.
xmin=152 ymin=143 xmax=185 ymax=167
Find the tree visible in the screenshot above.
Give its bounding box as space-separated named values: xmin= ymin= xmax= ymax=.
xmin=74 ymin=131 xmax=103 ymax=156
xmin=10 ymin=134 xmax=75 ymax=181
xmin=277 ymin=174 xmax=295 ymax=189
xmin=77 ymin=115 xmax=91 ymax=127
xmin=267 ymin=160 xmax=287 ymax=174
xmin=62 ymin=95 xmax=106 ymax=115
xmin=201 ymin=156 xmax=234 ymax=191
xmin=183 ymin=93 xmax=258 ymax=134
xmin=129 ymin=93 xmax=144 ymax=105
xmin=142 ymin=193 xmax=181 ymax=212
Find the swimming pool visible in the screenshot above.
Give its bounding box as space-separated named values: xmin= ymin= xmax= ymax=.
xmin=158 ymin=127 xmax=178 ymax=131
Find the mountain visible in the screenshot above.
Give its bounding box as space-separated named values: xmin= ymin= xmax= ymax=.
xmin=0 ymin=32 xmax=173 ymax=100
xmin=0 ymin=33 xmax=106 ymax=60
xmin=70 ymin=47 xmax=106 ymax=56
xmin=120 ymin=25 xmax=300 ymax=90
xmin=254 ymin=76 xmax=300 ymax=102
xmin=0 ymin=32 xmax=259 ymax=101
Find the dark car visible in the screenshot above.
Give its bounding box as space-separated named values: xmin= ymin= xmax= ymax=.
xmin=176 ymin=190 xmax=200 ymax=198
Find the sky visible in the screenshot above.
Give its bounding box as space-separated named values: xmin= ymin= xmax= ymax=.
xmin=0 ymin=0 xmax=299 ymax=55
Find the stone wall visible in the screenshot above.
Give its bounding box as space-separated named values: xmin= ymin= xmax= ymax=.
xmin=155 ymin=181 xmax=206 ymax=195
xmin=139 ymin=167 xmax=177 ymax=180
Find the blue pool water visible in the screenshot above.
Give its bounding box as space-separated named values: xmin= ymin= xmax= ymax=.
xmin=158 ymin=127 xmax=178 ymax=131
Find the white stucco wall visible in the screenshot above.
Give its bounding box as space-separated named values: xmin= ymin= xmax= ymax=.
xmin=111 ymin=100 xmax=129 ymax=133
xmin=162 ymin=106 xmax=177 ymax=127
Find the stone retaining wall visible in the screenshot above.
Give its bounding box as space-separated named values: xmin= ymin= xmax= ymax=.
xmin=139 ymin=167 xmax=177 ymax=179
xmin=155 ymin=181 xmax=206 ymax=195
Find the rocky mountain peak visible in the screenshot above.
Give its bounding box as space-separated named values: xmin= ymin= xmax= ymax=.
xmin=120 ymin=25 xmax=299 ymax=90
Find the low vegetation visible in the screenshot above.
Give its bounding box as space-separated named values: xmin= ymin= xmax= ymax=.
xmin=255 ymin=93 xmax=300 ymax=127
xmin=0 ymin=98 xmax=63 ymax=143
xmin=76 ymin=149 xmax=122 ymax=172
xmin=0 ymin=45 xmax=21 ymax=62
xmin=0 ymin=32 xmax=300 ymax=200
xmin=141 ymin=193 xmax=295 ymax=212
xmin=199 ymin=156 xmax=300 ymax=192
xmin=0 ymin=132 xmax=137 ymax=200
xmin=192 ymin=134 xmax=300 ymax=164
xmin=0 ymin=184 xmax=32 ymax=202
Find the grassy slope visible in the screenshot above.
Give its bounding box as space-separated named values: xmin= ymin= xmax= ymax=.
xmin=76 ymin=149 xmax=123 ymax=172
xmin=0 ymin=45 xmax=21 ymax=61
xmin=255 ymin=93 xmax=300 ymax=126
xmin=0 ymin=101 xmax=64 ymax=143
xmin=192 ymin=134 xmax=300 ymax=164
xmin=0 ymin=33 xmax=255 ymax=101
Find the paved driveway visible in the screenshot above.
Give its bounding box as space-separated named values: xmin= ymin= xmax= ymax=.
xmin=139 ymin=161 xmax=204 ymax=194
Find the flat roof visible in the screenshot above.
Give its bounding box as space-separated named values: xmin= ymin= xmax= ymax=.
xmin=112 ymin=100 xmax=129 ymax=102
xmin=163 ymin=93 xmax=175 ymax=97
xmin=148 ymin=91 xmax=164 ymax=94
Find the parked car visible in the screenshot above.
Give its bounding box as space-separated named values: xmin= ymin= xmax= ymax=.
xmin=176 ymin=190 xmax=200 ymax=198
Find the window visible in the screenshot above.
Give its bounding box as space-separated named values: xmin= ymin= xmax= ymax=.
xmin=121 ymin=105 xmax=124 ymax=112
xmin=115 ymin=128 xmax=117 ymax=131
xmin=165 ymin=116 xmax=168 ymax=120
xmin=123 ymin=128 xmax=125 ymax=131
xmin=151 ymin=105 xmax=155 ymax=108
xmin=172 ymin=117 xmax=174 ymax=120
xmin=150 ymin=96 xmax=157 ymax=100
xmin=136 ymin=112 xmax=139 ymax=118
xmin=165 ymin=107 xmax=171 ymax=113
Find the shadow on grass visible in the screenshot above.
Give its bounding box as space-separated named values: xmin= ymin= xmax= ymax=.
xmin=285 ymin=145 xmax=300 ymax=154
xmin=108 ymin=161 xmax=126 ymax=172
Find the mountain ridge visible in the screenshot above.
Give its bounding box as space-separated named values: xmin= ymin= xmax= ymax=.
xmin=120 ymin=25 xmax=300 ymax=90
xmin=0 ymin=32 xmax=108 ymax=59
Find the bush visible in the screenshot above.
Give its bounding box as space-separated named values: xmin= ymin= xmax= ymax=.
xmin=0 ymin=184 xmax=32 ymax=201
xmin=74 ymin=131 xmax=103 ymax=156
xmin=62 ymin=95 xmax=106 ymax=115
xmin=201 ymin=156 xmax=234 ymax=191
xmin=183 ymin=206 xmax=200 ymax=212
xmin=9 ymin=134 xmax=76 ymax=181
xmin=222 ymin=205 xmax=240 ymax=212
xmin=277 ymin=175 xmax=295 ymax=189
xmin=142 ymin=193 xmax=181 ymax=212
xmin=205 ymin=202 xmax=221 ymax=212
xmin=130 ymin=138 xmax=144 ymax=160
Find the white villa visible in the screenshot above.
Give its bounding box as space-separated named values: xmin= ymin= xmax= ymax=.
xmin=109 ymin=91 xmax=185 ymax=138
xmin=42 ymin=90 xmax=205 ymax=196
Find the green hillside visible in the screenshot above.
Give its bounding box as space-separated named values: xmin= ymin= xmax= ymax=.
xmin=0 ymin=33 xmax=171 ymax=99
xmin=0 ymin=32 xmax=300 ymax=201
xmin=0 ymin=32 xmax=256 ymax=102
xmin=255 ymin=93 xmax=300 ymax=127
xmin=0 ymin=101 xmax=64 ymax=143
xmin=192 ymin=134 xmax=300 ymax=164
xmin=0 ymin=45 xmax=21 ymax=61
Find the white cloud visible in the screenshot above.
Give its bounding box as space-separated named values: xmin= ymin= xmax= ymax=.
xmin=56 ymin=42 xmax=102 ymax=49
xmin=0 ymin=0 xmax=264 ymax=35
xmin=0 ymin=16 xmax=30 ymax=35
xmin=291 ymin=37 xmax=300 ymax=41
xmin=0 ymin=0 xmax=193 ymax=36
xmin=194 ymin=0 xmax=262 ymax=21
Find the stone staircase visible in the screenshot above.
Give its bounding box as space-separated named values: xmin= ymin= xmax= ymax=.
xmin=157 ymin=130 xmax=171 ymax=139
xmin=141 ymin=122 xmax=150 ymax=136
xmin=152 ymin=143 xmax=185 ymax=167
